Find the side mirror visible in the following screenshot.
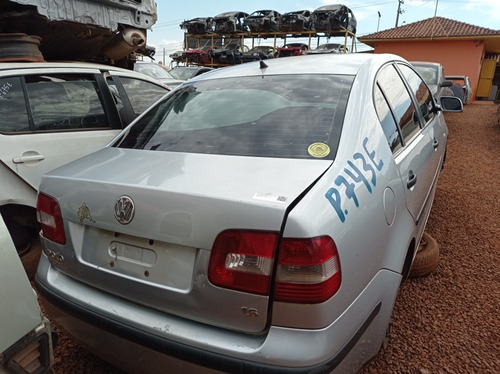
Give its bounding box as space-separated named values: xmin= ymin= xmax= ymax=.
xmin=439 ymin=96 xmax=463 ymax=112
xmin=441 ymin=80 xmax=453 ymax=88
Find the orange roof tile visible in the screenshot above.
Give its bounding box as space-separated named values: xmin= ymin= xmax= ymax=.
xmin=359 ymin=16 xmax=500 ymax=42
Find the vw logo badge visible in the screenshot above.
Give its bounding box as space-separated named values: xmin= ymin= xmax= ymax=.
xmin=114 ymin=196 xmax=135 ymax=225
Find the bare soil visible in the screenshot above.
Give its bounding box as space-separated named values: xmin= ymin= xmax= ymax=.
xmin=42 ymin=102 xmax=500 ymax=374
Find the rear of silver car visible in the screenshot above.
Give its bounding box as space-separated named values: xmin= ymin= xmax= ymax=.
xmin=35 ymin=56 xmax=407 ymax=373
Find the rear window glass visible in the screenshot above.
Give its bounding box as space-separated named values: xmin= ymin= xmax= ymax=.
xmin=115 ymin=75 xmax=352 ymax=159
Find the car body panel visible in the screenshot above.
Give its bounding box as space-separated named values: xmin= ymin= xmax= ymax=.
xmin=213 ymin=12 xmax=249 ymax=33
xmin=35 ymin=53 xmax=456 ymax=373
xmin=281 ymin=10 xmax=313 ymax=32
xmin=244 ymin=10 xmax=282 ymax=33
xmin=312 ymin=4 xmax=357 ymax=35
xmin=0 ymin=212 xmax=55 ymax=371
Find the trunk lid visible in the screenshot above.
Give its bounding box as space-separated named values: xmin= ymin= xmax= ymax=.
xmin=41 ymin=147 xmax=332 ymax=332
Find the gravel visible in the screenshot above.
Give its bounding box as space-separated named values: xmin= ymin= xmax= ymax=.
xmin=42 ymin=102 xmax=500 ymax=373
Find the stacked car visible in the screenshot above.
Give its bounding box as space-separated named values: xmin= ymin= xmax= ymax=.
xmin=179 ymin=5 xmax=355 ymax=35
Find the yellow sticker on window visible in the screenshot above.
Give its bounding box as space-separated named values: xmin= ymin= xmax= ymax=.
xmin=308 ymin=143 xmax=330 ymax=158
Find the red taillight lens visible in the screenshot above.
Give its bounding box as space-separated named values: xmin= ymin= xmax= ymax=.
xmin=36 ymin=193 xmax=66 ymax=245
xmin=274 ymin=236 xmax=341 ymax=304
xmin=208 ymin=230 xmax=278 ymax=295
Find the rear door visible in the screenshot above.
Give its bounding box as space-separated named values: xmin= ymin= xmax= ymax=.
xmin=376 ymin=63 xmax=441 ymax=223
xmin=0 ymin=67 xmax=123 ymax=191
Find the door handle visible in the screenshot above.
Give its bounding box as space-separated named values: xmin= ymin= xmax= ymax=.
xmin=13 ymin=154 xmax=45 ymax=164
xmin=407 ymin=170 xmax=417 ymax=189
xmin=433 ymin=138 xmax=439 ymax=150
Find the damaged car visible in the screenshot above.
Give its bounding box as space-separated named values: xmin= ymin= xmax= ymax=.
xmin=281 ymin=10 xmax=313 ymax=32
xmin=35 ymin=53 xmax=462 ymax=374
xmin=211 ymin=42 xmax=249 ymax=64
xmin=312 ymin=4 xmax=357 ymax=35
xmin=237 ymin=45 xmax=276 ymax=63
xmin=213 ymin=11 xmax=249 ymax=33
xmin=307 ymin=43 xmax=349 ymax=54
xmin=180 ymin=17 xmax=214 ymax=34
xmin=276 ymin=43 xmax=308 ymax=57
xmin=244 ymin=10 xmax=281 ymax=33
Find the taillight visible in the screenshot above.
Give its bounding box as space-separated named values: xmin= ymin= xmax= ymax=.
xmin=208 ymin=229 xmax=341 ymax=303
xmin=208 ymin=230 xmax=278 ymax=295
xmin=36 ymin=193 xmax=66 ymax=245
xmin=274 ymin=236 xmax=341 ymax=304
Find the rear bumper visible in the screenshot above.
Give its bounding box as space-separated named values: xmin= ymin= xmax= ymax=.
xmin=35 ymin=255 xmax=401 ymax=374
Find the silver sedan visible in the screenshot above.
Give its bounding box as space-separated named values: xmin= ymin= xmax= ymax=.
xmin=35 ymin=53 xmax=462 ymax=373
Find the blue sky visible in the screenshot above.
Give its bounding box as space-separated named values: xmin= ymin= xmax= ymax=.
xmin=147 ymin=0 xmax=500 ymax=64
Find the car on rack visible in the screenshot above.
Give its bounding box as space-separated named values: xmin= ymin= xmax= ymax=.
xmin=213 ymin=11 xmax=249 ymax=33
xmin=0 ymin=211 xmax=56 ymax=373
xmin=180 ymin=17 xmax=214 ymax=35
xmin=445 ymin=75 xmax=472 ymax=104
xmin=411 ymin=61 xmax=453 ymax=100
xmin=307 ymin=43 xmax=349 ymax=54
xmin=244 ymin=10 xmax=282 ymax=33
xmin=0 ymin=61 xmax=169 ymax=278
xmin=312 ymin=4 xmax=357 ymax=35
xmin=211 ymin=42 xmax=249 ymax=64
xmin=276 ymin=43 xmax=309 ymax=57
xmin=237 ymin=45 xmax=276 ymax=63
xmin=35 ymin=53 xmax=462 ymax=374
xmin=280 ymin=10 xmax=313 ymax=32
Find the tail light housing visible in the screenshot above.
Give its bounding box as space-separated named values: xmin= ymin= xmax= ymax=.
xmin=36 ymin=193 xmax=66 ymax=245
xmin=274 ymin=236 xmax=341 ymax=303
xmin=208 ymin=230 xmax=341 ymax=303
xmin=208 ymin=230 xmax=277 ymax=295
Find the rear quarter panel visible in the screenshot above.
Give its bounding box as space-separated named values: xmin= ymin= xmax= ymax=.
xmin=273 ymin=62 xmax=415 ymax=329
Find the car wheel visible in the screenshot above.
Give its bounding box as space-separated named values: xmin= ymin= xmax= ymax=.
xmin=20 ymin=238 xmax=42 ymax=280
xmin=409 ymin=232 xmax=439 ymax=277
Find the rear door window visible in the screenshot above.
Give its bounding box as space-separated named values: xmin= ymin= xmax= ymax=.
xmin=0 ymin=76 xmax=30 ymax=132
xmin=117 ymin=77 xmax=169 ymax=117
xmin=376 ymin=64 xmax=420 ymax=145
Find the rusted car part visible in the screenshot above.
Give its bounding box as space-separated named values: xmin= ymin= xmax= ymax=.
xmin=180 ymin=17 xmax=214 ymax=34
xmin=238 ymin=46 xmax=275 ymax=63
xmin=0 ymin=0 xmax=157 ymax=66
xmin=280 ymin=10 xmax=313 ymax=32
xmin=244 ymin=10 xmax=281 ymax=33
xmin=312 ymin=4 xmax=357 ymax=35
xmin=0 ymin=33 xmax=44 ymax=62
xmin=213 ymin=12 xmax=249 ymax=33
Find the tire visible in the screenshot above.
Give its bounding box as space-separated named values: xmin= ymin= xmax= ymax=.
xmin=20 ymin=238 xmax=42 ymax=280
xmin=409 ymin=232 xmax=439 ymax=277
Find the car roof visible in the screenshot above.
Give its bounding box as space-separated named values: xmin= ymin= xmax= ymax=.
xmin=193 ymin=53 xmax=404 ymax=80
xmin=0 ymin=61 xmax=133 ymax=73
xmin=410 ymin=61 xmax=441 ymax=68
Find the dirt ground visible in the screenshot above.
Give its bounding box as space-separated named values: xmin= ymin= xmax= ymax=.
xmin=43 ymin=102 xmax=500 ymax=373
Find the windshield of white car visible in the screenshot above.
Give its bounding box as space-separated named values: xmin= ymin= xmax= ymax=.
xmin=115 ymin=74 xmax=353 ymax=159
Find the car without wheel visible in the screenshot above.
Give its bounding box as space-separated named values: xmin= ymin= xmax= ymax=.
xmin=244 ymin=10 xmax=282 ymax=33
xmin=0 ymin=61 xmax=169 ymax=277
xmin=35 ymin=53 xmax=462 ymax=374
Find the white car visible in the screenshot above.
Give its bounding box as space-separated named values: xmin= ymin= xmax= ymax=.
xmin=0 ymin=212 xmax=55 ymax=373
xmin=0 ymin=61 xmax=169 ymax=277
xmin=35 ymin=54 xmax=462 ymax=373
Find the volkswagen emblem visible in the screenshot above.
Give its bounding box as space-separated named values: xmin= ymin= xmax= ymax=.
xmin=114 ymin=196 xmax=135 ymax=225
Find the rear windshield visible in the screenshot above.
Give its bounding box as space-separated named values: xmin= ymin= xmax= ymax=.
xmin=115 ymin=74 xmax=352 ymax=159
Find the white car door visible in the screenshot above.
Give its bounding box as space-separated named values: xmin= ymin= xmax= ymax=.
xmin=0 ymin=68 xmax=122 ymax=191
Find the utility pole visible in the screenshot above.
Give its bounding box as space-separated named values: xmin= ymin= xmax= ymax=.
xmin=395 ymin=0 xmax=404 ymax=27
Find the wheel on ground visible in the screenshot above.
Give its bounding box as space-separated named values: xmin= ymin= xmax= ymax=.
xmin=409 ymin=231 xmax=439 ymax=277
